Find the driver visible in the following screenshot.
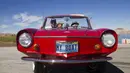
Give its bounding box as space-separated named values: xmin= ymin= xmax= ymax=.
xmin=71 ymin=22 xmax=79 ymax=29
xmin=50 ymin=19 xmax=57 ymax=28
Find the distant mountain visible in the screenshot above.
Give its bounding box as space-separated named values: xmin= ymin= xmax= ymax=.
xmin=115 ymin=28 xmax=130 ymax=34
xmin=0 ymin=33 xmax=16 ymax=36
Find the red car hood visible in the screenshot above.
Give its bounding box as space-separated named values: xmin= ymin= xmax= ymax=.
xmin=48 ymin=29 xmax=87 ymax=36
xmin=35 ymin=29 xmax=99 ymax=37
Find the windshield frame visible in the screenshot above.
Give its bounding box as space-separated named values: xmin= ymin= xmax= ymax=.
xmin=42 ymin=15 xmax=92 ymax=29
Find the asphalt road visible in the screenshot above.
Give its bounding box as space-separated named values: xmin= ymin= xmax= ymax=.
xmin=0 ymin=47 xmax=130 ymax=73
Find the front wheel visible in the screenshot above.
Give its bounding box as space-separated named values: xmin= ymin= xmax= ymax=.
xmin=86 ymin=62 xmax=106 ymax=73
xmin=34 ymin=62 xmax=47 ymax=73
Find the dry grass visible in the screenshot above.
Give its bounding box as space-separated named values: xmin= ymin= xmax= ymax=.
xmin=0 ymin=35 xmax=16 ymax=47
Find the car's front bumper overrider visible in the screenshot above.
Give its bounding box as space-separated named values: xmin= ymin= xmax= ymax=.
xmin=22 ymin=57 xmax=112 ymax=64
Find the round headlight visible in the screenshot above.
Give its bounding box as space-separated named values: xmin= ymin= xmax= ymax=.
xmin=19 ymin=33 xmax=32 ymax=47
xmin=102 ymin=33 xmax=116 ymax=47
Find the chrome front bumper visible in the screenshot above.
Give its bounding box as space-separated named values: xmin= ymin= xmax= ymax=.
xmin=22 ymin=57 xmax=112 ymax=64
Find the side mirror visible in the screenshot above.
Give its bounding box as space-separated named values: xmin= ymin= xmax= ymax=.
xmin=40 ymin=26 xmax=43 ymax=29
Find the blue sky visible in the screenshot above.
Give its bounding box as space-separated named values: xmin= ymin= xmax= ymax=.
xmin=0 ymin=0 xmax=130 ymax=33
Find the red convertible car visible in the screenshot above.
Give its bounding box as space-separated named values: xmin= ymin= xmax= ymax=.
xmin=16 ymin=14 xmax=118 ymax=73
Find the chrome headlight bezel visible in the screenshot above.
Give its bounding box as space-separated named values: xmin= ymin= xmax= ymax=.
xmin=101 ymin=33 xmax=116 ymax=48
xmin=18 ymin=32 xmax=33 ymax=48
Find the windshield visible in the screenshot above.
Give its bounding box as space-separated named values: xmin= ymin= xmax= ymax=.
xmin=44 ymin=17 xmax=89 ymax=29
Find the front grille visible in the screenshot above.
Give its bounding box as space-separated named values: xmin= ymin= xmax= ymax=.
xmin=42 ymin=54 xmax=104 ymax=60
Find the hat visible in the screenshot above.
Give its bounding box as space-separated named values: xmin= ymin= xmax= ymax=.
xmin=71 ymin=22 xmax=79 ymax=26
xmin=51 ymin=19 xmax=56 ymax=24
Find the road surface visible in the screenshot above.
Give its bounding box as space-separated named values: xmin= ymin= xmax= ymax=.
xmin=0 ymin=47 xmax=130 ymax=73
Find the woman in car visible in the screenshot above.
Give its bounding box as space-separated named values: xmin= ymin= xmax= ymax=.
xmin=57 ymin=23 xmax=63 ymax=29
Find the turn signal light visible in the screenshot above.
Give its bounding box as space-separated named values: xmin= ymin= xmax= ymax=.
xmin=95 ymin=44 xmax=101 ymax=50
xmin=34 ymin=44 xmax=40 ymax=52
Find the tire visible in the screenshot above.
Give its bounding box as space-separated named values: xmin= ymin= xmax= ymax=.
xmin=87 ymin=62 xmax=106 ymax=73
xmin=34 ymin=62 xmax=47 ymax=73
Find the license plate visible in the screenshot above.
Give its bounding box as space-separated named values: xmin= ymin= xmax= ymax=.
xmin=56 ymin=41 xmax=78 ymax=53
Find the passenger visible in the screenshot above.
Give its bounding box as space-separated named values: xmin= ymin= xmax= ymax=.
xmin=71 ymin=22 xmax=79 ymax=29
xmin=57 ymin=23 xmax=63 ymax=29
xmin=50 ymin=19 xmax=57 ymax=28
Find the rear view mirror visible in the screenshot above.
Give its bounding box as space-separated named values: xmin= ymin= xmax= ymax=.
xmin=64 ymin=17 xmax=70 ymax=22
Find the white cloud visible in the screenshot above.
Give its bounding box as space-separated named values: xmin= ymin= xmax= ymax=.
xmin=13 ymin=14 xmax=21 ymax=20
xmin=13 ymin=22 xmax=29 ymax=27
xmin=36 ymin=20 xmax=43 ymax=28
xmin=13 ymin=12 xmax=43 ymax=27
xmin=0 ymin=24 xmax=9 ymax=28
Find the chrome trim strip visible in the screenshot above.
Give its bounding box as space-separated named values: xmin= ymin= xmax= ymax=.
xmin=34 ymin=36 xmax=100 ymax=38
xmin=22 ymin=57 xmax=112 ymax=64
